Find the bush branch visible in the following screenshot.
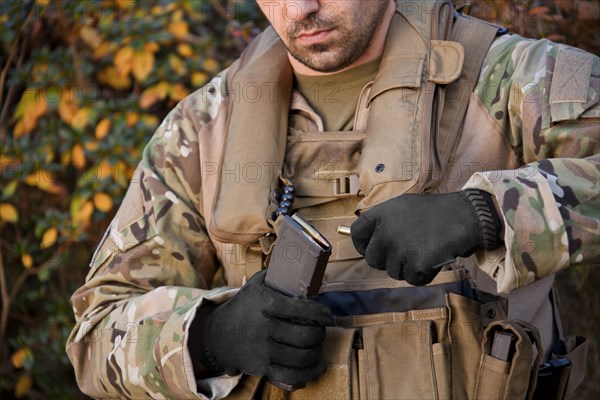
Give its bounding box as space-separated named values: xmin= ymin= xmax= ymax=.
xmin=0 ymin=248 xmax=10 ymax=359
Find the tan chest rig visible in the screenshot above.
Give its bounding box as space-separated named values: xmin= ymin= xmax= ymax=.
xmin=207 ymin=1 xmax=545 ymax=399
xmin=209 ymin=0 xmax=482 ymax=280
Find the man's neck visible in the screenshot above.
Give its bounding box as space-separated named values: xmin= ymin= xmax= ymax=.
xmin=289 ymin=0 xmax=396 ymax=76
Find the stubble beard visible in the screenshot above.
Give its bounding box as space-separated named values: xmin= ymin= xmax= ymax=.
xmin=284 ymin=6 xmax=388 ymax=73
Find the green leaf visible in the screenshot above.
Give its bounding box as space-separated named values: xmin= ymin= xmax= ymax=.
xmin=38 ymin=267 xmax=51 ymax=282
xmin=1 ymin=180 xmax=18 ymax=199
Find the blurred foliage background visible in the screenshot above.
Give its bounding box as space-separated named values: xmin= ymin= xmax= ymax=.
xmin=0 ymin=0 xmax=598 ymax=398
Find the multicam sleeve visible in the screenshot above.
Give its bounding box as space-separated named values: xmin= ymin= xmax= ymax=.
xmin=463 ymin=35 xmax=600 ymax=293
xmin=66 ymin=77 xmax=242 ymax=399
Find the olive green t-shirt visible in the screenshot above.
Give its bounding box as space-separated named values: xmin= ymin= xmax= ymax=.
xmin=294 ymin=58 xmax=381 ymax=131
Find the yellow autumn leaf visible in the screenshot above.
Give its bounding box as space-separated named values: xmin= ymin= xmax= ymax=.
xmin=130 ymin=148 xmax=140 ymax=160
xmin=62 ymin=85 xmax=77 ymax=99
xmin=191 ymin=72 xmax=209 ymax=87
xmin=73 ymin=200 xmax=94 ymax=229
xmin=39 ymin=180 xmax=62 ymax=194
xmin=168 ymin=20 xmax=189 ymax=40
xmin=169 ymin=54 xmax=187 ymax=76
xmin=13 ymin=121 xmax=26 ymax=138
xmin=96 ymin=159 xmax=113 ymax=180
xmin=115 ymin=46 xmax=134 ymax=76
xmin=24 ymin=171 xmax=40 ymax=186
xmin=15 ymin=374 xmax=32 ymax=398
xmin=126 ymin=112 xmax=139 ymax=126
xmin=21 ymin=253 xmax=33 ymax=269
xmin=115 ymin=160 xmax=134 ymax=186
xmin=60 ymin=150 xmax=71 ymax=165
xmin=141 ymin=114 xmax=159 ymax=127
xmin=40 ymin=227 xmax=58 ymax=249
xmin=93 ymin=41 xmax=116 ymax=60
xmin=144 ymin=41 xmax=159 ymax=53
xmin=72 ymin=144 xmax=86 ymax=168
xmin=25 ymin=171 xmax=40 ymax=186
xmin=58 ymin=95 xmax=79 ymax=125
xmin=116 ymin=0 xmax=134 ymax=10
xmin=177 ymin=43 xmax=193 ymax=57
xmin=70 ymin=196 xmax=87 ymax=227
xmin=139 ymin=81 xmax=170 ymax=109
xmin=126 ymin=163 xmax=137 ymax=180
xmin=151 ymin=5 xmax=163 ymax=15
xmin=139 ymin=89 xmax=160 ymax=109
xmin=14 ymin=91 xmax=31 ymax=118
xmin=84 ymin=141 xmax=99 ymax=151
xmin=42 ymin=144 xmax=54 ymax=163
xmin=14 ymin=90 xmax=47 ymax=135
xmin=71 ymin=108 xmax=91 ymax=130
xmin=24 ymin=170 xmax=61 ymax=194
xmin=36 ymin=0 xmax=50 ymax=5
xmin=0 ymin=155 xmax=16 ymax=166
xmin=94 ymin=192 xmax=113 ymax=212
xmin=169 ymin=83 xmax=189 ymax=101
xmin=132 ymin=50 xmax=155 ymax=82
xmin=95 ymin=118 xmax=111 ymax=140
xmin=98 ymin=66 xmax=132 ymax=90
xmin=11 ymin=348 xmax=32 ymax=369
xmin=43 ymin=180 xmax=63 ymax=194
xmin=172 ymin=9 xmax=184 ymax=21
xmin=80 ymin=25 xmax=102 ymax=48
xmin=0 ymin=203 xmax=18 ymax=223
xmin=203 ymin=58 xmax=220 ymax=73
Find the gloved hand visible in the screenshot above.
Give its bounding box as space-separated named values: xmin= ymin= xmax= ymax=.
xmin=351 ymin=189 xmax=501 ymax=286
xmin=192 ymin=270 xmax=333 ymax=387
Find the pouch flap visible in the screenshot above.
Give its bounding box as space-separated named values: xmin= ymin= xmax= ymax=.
xmin=368 ymin=56 xmax=424 ymax=103
xmin=363 ymin=320 xmax=437 ymax=399
xmin=288 ymin=327 xmax=356 ymax=399
xmin=429 ymin=40 xmax=464 ymax=84
xmin=479 ymin=320 xmax=542 ymax=400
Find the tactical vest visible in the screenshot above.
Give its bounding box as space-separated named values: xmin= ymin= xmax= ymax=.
xmin=207 ymin=0 xmax=500 ymax=292
xmin=201 ymin=1 xmax=584 ymax=398
xmin=209 ymin=0 xmax=471 ymax=244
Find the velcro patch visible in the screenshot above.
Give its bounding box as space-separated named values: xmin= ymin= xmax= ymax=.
xmin=429 ymin=40 xmax=464 ymax=84
xmin=549 ymin=48 xmax=593 ymax=103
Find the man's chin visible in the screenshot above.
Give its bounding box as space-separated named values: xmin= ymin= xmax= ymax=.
xmin=291 ymin=51 xmax=352 ymax=73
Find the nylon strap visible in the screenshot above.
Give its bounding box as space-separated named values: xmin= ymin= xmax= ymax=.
xmin=243 ymin=244 xmax=264 ymax=282
xmin=426 ymin=15 xmax=501 ymax=190
xmin=293 ymin=175 xmax=360 ymax=198
xmin=548 ymin=286 xmax=588 ymax=396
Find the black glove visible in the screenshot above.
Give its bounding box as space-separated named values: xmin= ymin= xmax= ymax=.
xmin=191 ymin=270 xmax=333 ymax=387
xmin=351 ymin=189 xmax=501 ymax=286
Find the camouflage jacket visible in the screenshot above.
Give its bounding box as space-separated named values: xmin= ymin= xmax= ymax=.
xmin=67 ymin=23 xmax=599 ymax=400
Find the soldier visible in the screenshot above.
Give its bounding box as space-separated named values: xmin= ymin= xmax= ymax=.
xmin=67 ymin=0 xmax=598 ymax=399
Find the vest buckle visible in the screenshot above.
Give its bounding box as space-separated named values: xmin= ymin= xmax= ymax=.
xmin=333 ymin=175 xmax=360 ymax=197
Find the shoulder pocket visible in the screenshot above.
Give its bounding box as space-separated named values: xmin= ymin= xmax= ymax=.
xmin=88 ymin=175 xmax=158 ymax=276
xmin=546 ymin=47 xmax=600 ymax=127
